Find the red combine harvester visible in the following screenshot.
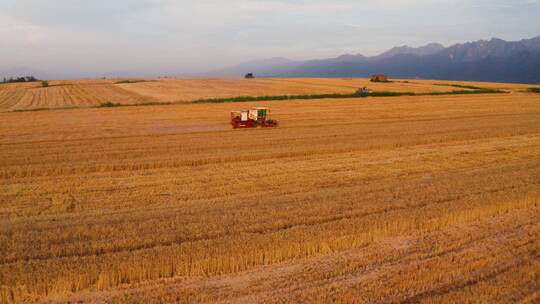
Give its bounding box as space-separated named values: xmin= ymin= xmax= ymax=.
xmin=230 ymin=107 xmax=278 ymax=129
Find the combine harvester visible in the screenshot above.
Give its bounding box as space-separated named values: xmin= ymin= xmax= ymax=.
xmin=230 ymin=107 xmax=278 ymax=129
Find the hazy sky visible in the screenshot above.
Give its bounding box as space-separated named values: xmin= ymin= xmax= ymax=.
xmin=1 ymin=0 xmax=539 ymax=78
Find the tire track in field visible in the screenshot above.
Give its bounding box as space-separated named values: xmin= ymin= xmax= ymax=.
xmin=220 ymin=219 xmax=539 ymax=304
xmin=401 ymin=244 xmax=539 ymax=303
xmin=64 ymin=211 xmax=536 ymax=304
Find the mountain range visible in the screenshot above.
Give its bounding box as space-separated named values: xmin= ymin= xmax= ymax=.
xmin=218 ymin=36 xmax=540 ymax=84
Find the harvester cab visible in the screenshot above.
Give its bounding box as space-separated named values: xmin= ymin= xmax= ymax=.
xmin=230 ymin=107 xmax=278 ymax=129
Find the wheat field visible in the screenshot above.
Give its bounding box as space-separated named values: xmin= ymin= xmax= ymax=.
xmin=0 ymin=77 xmax=534 ymax=112
xmin=0 ymin=81 xmax=539 ymax=303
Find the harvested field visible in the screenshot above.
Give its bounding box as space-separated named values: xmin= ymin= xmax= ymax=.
xmin=0 ymin=86 xmax=539 ymax=303
xmin=0 ymin=81 xmax=154 ymax=110
xmin=0 ymin=78 xmax=533 ymax=112
xmin=115 ymin=78 xmax=462 ymax=102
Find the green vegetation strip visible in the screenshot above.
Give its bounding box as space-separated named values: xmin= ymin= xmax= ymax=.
xmin=98 ymin=101 xmax=169 ymax=108
xmin=12 ymin=106 xmax=79 ymax=113
xmin=192 ymin=88 xmax=505 ymax=104
xmin=434 ymin=83 xmax=485 ymax=90
xmin=528 ymin=88 xmax=540 ymax=93
xmin=12 ymin=102 xmax=169 ymax=112
xmin=115 ymin=80 xmax=150 ymax=84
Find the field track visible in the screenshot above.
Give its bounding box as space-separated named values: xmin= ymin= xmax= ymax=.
xmin=0 ymin=86 xmax=539 ymax=303
xmin=0 ymin=77 xmax=534 ymax=111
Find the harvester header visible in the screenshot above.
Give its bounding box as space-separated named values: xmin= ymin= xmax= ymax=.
xmin=230 ymin=107 xmax=278 ymax=129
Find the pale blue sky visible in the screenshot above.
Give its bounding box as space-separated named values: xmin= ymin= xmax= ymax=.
xmin=1 ymin=0 xmax=539 ymax=78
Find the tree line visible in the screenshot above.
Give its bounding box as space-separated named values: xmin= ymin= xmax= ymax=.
xmin=2 ymin=76 xmax=39 ymax=83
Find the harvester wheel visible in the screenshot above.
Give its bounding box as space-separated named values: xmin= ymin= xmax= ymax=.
xmin=265 ymin=120 xmax=278 ymax=128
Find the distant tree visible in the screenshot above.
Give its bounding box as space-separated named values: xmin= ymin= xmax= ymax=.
xmin=42 ymin=81 xmax=49 ymax=88
xmin=245 ymin=73 xmax=255 ymax=79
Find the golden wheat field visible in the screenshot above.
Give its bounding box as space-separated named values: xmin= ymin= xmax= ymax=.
xmin=0 ymin=77 xmax=534 ymax=112
xmin=0 ymin=79 xmax=539 ymax=303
